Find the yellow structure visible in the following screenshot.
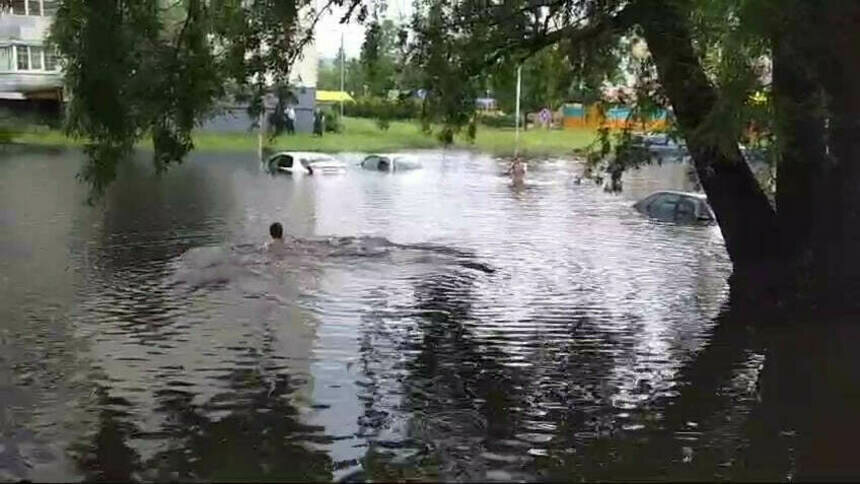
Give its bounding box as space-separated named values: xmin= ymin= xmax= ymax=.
xmin=315 ymin=90 xmax=355 ymax=104
xmin=562 ymin=103 xmax=668 ymax=131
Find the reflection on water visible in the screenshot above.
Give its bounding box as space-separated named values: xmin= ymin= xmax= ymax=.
xmin=0 ymin=148 xmax=832 ymax=481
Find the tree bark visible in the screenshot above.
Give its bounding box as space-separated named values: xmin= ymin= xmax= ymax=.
xmin=816 ymin=3 xmax=860 ymax=300
xmin=636 ymin=0 xmax=780 ymax=290
xmin=772 ymin=21 xmax=832 ymax=296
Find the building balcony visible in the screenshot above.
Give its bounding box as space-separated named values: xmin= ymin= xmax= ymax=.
xmin=0 ymin=71 xmax=61 ymax=98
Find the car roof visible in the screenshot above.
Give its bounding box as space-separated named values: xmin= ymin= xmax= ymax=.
xmin=646 ymin=190 xmax=708 ymax=201
xmin=368 ymin=153 xmax=412 ymax=160
xmin=271 ymin=151 xmax=336 ymax=160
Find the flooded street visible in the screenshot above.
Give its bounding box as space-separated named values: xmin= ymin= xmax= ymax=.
xmin=0 ymin=148 xmax=780 ymax=481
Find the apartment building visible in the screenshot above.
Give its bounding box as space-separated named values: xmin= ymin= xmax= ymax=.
xmin=0 ymin=0 xmax=62 ymax=102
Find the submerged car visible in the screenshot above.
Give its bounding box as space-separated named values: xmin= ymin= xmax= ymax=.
xmin=633 ymin=190 xmax=715 ymax=224
xmin=360 ymin=154 xmax=422 ymax=172
xmin=631 ymin=132 xmax=689 ymax=161
xmin=266 ymin=152 xmax=346 ymax=176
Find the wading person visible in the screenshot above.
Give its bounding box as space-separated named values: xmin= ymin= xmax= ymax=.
xmin=508 ymin=156 xmax=526 ymax=184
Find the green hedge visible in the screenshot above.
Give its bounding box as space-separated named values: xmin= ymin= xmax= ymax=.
xmin=341 ymin=97 xmax=523 ymax=131
xmin=478 ymin=113 xmax=519 ymax=128
xmin=343 ymin=97 xmax=421 ymax=121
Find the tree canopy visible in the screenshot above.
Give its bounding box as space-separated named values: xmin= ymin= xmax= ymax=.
xmin=50 ymin=0 xmax=366 ymax=197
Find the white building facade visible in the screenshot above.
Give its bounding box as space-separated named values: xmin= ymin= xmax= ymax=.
xmin=200 ymin=39 xmax=319 ymax=134
xmin=0 ymin=0 xmax=62 ymax=100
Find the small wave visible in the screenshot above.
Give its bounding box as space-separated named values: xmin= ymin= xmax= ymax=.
xmin=170 ymin=236 xmax=495 ymax=290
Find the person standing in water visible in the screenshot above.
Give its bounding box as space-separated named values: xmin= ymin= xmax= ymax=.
xmin=509 ymin=155 xmax=526 ymax=184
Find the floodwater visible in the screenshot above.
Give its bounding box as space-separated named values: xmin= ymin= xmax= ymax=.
xmin=0 ymin=147 xmax=798 ymax=481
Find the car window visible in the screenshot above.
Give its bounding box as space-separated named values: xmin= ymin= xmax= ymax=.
xmin=698 ymin=200 xmax=714 ymax=220
xmin=362 ymin=156 xmax=379 ymax=168
xmin=646 ymin=193 xmax=680 ymax=220
xmin=272 ymin=154 xmax=292 ymax=169
xmin=635 ymin=193 xmax=658 ymax=210
xmin=675 ymin=197 xmax=697 ymax=223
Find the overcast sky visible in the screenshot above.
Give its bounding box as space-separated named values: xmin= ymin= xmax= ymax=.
xmin=313 ymin=0 xmax=412 ymax=60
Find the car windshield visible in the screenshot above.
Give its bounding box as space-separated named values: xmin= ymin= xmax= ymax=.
xmin=646 ymin=193 xmax=680 ymax=220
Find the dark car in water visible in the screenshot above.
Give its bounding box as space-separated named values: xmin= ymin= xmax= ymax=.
xmin=634 ymin=190 xmax=715 ymax=224
xmin=631 ymin=133 xmax=689 ymax=161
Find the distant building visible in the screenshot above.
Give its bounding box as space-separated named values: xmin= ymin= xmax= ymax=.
xmin=0 ymin=0 xmax=63 ymax=109
xmin=475 ymin=97 xmax=497 ymax=112
xmin=200 ymin=40 xmax=319 ymax=134
xmin=0 ymin=2 xmax=320 ymax=132
xmin=316 ymin=90 xmax=354 ymax=105
xmin=286 ymin=39 xmax=318 ymax=133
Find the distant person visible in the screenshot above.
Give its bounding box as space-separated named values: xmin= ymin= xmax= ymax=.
xmin=285 ymin=106 xmax=296 ymax=135
xmin=313 ymin=109 xmax=324 ymax=137
xmin=509 ymin=156 xmax=526 ymax=184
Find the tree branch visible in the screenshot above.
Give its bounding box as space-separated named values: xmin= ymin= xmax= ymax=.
xmin=482 ymin=2 xmax=639 ymax=69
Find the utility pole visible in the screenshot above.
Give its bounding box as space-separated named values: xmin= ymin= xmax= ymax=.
xmin=515 ymin=64 xmax=522 ymax=156
xmin=258 ymin=110 xmax=264 ymax=161
xmin=340 ymin=32 xmax=345 ymax=119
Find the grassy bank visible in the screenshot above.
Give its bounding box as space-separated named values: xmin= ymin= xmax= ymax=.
xmin=11 ymin=117 xmax=596 ymax=157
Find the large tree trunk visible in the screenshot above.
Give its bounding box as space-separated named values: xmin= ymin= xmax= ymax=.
xmin=772 ymin=18 xmax=833 ymax=298
xmin=816 ymin=3 xmax=860 ymax=302
xmin=636 ymin=1 xmax=780 ymax=294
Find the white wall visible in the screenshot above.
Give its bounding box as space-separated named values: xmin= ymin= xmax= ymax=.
xmin=290 ymin=40 xmax=319 ymax=88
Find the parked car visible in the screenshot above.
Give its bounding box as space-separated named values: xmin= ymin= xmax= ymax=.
xmin=266 ymin=152 xmax=346 ymax=176
xmin=633 ymin=190 xmax=715 ymax=224
xmin=631 ymin=132 xmax=689 ymax=161
xmin=360 ymin=154 xmax=422 ymax=172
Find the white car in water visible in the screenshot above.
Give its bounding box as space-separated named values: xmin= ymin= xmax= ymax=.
xmin=633 ymin=190 xmax=715 ymax=224
xmin=266 ymin=152 xmax=346 ymax=176
xmin=359 ymin=154 xmax=422 ymax=172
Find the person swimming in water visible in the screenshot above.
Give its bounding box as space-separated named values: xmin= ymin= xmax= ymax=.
xmin=267 ymin=222 xmax=285 ymax=251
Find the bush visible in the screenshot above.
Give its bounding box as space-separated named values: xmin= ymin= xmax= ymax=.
xmin=343 ymin=97 xmax=421 ymax=122
xmin=324 ymin=108 xmax=342 ymax=133
xmin=375 ymin=117 xmax=390 ymax=131
xmin=478 ymin=113 xmax=519 ymax=128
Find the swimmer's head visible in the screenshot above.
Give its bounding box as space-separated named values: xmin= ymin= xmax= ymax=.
xmin=269 ymin=222 xmax=283 ymax=240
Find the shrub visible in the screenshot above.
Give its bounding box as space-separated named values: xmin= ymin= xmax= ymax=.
xmin=343 ymin=97 xmax=421 ymax=122
xmin=478 ymin=113 xmax=518 ymax=128
xmin=324 ymin=108 xmax=342 ymax=133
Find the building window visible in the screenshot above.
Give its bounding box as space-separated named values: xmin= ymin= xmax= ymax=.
xmin=44 ymin=49 xmax=57 ymax=71
xmin=12 ymin=45 xmax=55 ymax=71
xmin=29 ymin=46 xmax=43 ymax=70
xmin=42 ymin=0 xmax=57 ymax=16
xmin=16 ymin=45 xmax=28 ymax=70
xmin=8 ymin=0 xmax=55 ymax=16
xmin=11 ymin=0 xmax=26 ymax=15
xmin=0 ymin=47 xmax=12 ymax=71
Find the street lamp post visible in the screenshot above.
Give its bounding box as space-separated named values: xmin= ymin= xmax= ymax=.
xmin=340 ymin=32 xmax=345 ymax=119
xmin=515 ymin=63 xmax=522 ymax=156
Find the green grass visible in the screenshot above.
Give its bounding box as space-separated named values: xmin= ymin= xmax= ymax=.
xmin=8 ymin=117 xmax=597 ymax=157
xmin=468 ymin=123 xmax=596 ymax=157
xmin=13 ymin=128 xmax=86 ymax=147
